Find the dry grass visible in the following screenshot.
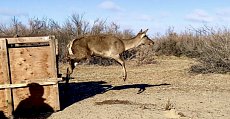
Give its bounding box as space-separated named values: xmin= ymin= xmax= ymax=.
xmin=165 ymin=99 xmax=173 ymax=111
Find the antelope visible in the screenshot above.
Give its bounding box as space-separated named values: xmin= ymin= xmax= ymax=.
xmin=66 ymin=29 xmax=154 ymax=81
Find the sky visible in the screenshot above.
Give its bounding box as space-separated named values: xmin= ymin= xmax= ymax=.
xmin=1 ymin=0 xmax=230 ymax=35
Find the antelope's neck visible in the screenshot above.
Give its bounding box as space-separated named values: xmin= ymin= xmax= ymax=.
xmin=122 ymin=36 xmax=141 ymax=50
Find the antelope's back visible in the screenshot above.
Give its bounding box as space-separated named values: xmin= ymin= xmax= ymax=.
xmin=86 ymin=35 xmax=125 ymax=54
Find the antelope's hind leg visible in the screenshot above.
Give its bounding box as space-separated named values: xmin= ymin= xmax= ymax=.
xmin=66 ymin=59 xmax=78 ymax=83
xmin=113 ymin=55 xmax=127 ymax=81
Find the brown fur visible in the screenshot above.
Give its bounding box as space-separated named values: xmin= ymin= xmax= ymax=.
xmin=67 ymin=29 xmax=154 ymax=81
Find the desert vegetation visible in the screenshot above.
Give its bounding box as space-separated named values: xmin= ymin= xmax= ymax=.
xmin=154 ymin=26 xmax=230 ymax=73
xmin=0 ymin=13 xmax=230 ymax=74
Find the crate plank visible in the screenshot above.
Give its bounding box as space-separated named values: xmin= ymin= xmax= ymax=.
xmin=0 ymin=79 xmax=61 ymax=89
xmin=5 ymin=36 xmax=50 ymax=44
xmin=0 ymin=39 xmax=13 ymax=117
xmin=9 ymin=46 xmax=56 ymax=83
xmin=13 ymin=84 xmax=60 ymax=113
xmin=0 ymin=39 xmax=7 ymax=84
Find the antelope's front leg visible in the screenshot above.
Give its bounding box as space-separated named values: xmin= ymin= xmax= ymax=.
xmin=122 ymin=63 xmax=127 ymax=81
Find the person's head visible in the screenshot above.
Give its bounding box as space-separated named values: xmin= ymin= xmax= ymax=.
xmin=27 ymin=83 xmax=44 ymax=97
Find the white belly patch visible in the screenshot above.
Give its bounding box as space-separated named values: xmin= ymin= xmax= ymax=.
xmin=68 ymin=40 xmax=74 ymax=55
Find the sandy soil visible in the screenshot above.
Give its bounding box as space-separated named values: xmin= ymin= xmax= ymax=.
xmin=49 ymin=56 xmax=230 ymax=119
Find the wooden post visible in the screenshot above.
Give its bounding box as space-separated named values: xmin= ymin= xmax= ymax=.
xmin=0 ymin=39 xmax=13 ymax=117
xmin=49 ymin=36 xmax=60 ymax=110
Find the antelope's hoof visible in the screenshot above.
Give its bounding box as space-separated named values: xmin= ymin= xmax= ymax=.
xmin=123 ymin=76 xmax=127 ymax=81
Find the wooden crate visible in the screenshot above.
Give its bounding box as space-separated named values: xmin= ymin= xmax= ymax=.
xmin=0 ymin=36 xmax=60 ymax=118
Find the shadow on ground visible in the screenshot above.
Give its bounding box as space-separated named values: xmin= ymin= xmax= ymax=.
xmin=58 ymin=80 xmax=170 ymax=110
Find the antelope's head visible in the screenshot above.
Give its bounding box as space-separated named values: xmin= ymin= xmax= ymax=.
xmin=137 ymin=29 xmax=154 ymax=46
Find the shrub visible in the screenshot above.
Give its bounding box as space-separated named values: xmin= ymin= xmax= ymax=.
xmin=135 ymin=46 xmax=156 ymax=65
xmin=0 ymin=14 xmax=135 ymax=65
xmin=1 ymin=15 xmax=229 ymax=73
xmin=154 ymin=26 xmax=230 ymax=73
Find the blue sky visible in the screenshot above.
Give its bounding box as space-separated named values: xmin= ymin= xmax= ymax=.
xmin=1 ymin=0 xmax=230 ymax=34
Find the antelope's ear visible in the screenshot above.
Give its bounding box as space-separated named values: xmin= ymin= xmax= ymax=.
xmin=143 ymin=29 xmax=148 ymax=34
xmin=139 ymin=29 xmax=143 ymax=33
xmin=140 ymin=29 xmax=148 ymax=38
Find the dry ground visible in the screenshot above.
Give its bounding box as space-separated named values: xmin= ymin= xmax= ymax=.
xmin=49 ymin=56 xmax=230 ymax=119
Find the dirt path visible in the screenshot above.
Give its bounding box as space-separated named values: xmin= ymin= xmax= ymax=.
xmin=49 ymin=56 xmax=230 ymax=119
